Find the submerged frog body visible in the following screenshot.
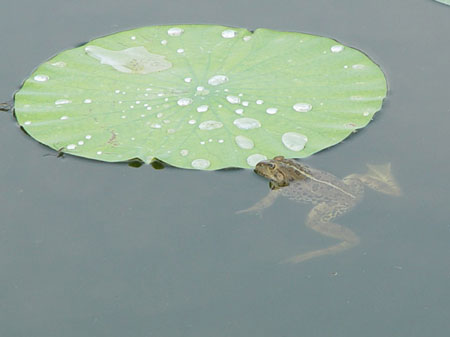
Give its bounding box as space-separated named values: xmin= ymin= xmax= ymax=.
xmin=237 ymin=156 xmax=401 ymax=263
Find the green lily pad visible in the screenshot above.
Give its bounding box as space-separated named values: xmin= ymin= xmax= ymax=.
xmin=435 ymin=0 xmax=450 ymax=5
xmin=14 ymin=25 xmax=387 ymax=170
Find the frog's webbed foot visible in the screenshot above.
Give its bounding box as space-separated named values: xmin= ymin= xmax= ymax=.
xmin=235 ymin=190 xmax=280 ymax=218
xmin=348 ymin=163 xmax=402 ymax=196
xmin=281 ymin=202 xmax=360 ymax=264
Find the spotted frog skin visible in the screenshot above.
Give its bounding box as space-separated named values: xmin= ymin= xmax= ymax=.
xmin=237 ymin=156 xmax=402 ymax=263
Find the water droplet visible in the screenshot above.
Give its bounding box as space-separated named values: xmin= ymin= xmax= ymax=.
xmin=130 ymin=36 xmax=136 ymax=40
xmin=180 ymin=149 xmax=189 ymax=156
xmin=282 ymin=132 xmax=308 ymax=151
xmin=188 ymin=119 xmax=196 ymax=125
xmin=146 ymin=106 xmax=152 ymax=110
xmin=66 ymin=144 xmax=76 ymax=150
xmin=55 ymin=99 xmax=71 ymax=105
xmin=243 ymin=36 xmax=252 ymax=41
xmin=197 ymin=105 xmax=209 ymax=112
xmin=78 ymin=141 xmax=84 ymax=145
xmin=247 ymin=154 xmax=267 ymax=167
xmin=60 ymin=116 xmax=69 ymax=120
xmin=293 ymin=103 xmax=312 ymax=112
xmin=222 ymin=30 xmax=237 ymax=38
xmin=208 ymin=75 xmax=229 ymax=86
xmin=184 ymin=77 xmax=192 ymax=83
xmin=177 ymin=49 xmax=185 ymax=54
xmin=226 ymin=95 xmax=240 ymax=104
xmin=242 ymin=101 xmax=249 ymax=107
xmin=177 ymin=98 xmax=193 ymax=106
xmin=266 ymin=107 xmax=278 ymax=115
xmin=34 ymin=74 xmax=49 ymax=82
xmin=352 ymin=64 xmax=365 ymax=70
xmin=85 ymin=135 xmax=92 ymax=139
xmin=235 ymin=135 xmax=254 ymax=150
xmin=84 ymin=99 xmax=92 ymax=104
xmin=235 ymin=108 xmax=244 ymax=115
xmin=161 ymin=40 xmax=168 ymax=45
xmin=363 ymin=111 xmax=370 ymax=116
xmin=256 ymin=100 xmax=264 ymax=105
xmin=167 ymin=27 xmax=184 ymax=36
xmin=331 ymin=45 xmax=344 ymax=53
xmin=191 ymin=158 xmax=210 ymax=169
xmin=24 ymin=121 xmax=31 ymax=125
xmin=218 ymin=139 xmax=224 ymax=143
xmin=151 ymin=123 xmax=162 ymax=129
xmin=97 ymin=151 xmax=102 ymax=155
xmin=233 ymin=118 xmax=261 ymax=130
xmin=51 ymin=61 xmax=66 ymax=67
xmin=199 ymin=120 xmax=223 ymax=130
xmin=157 ymin=113 xmax=163 ymax=118
xmin=114 ymin=89 xmax=120 ymax=94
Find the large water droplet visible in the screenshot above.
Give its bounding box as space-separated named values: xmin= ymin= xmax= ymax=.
xmin=266 ymin=107 xmax=278 ymax=114
xmin=208 ymin=75 xmax=229 ymax=86
xmin=34 ymin=74 xmax=49 ymax=82
xmin=235 ymin=135 xmax=254 ymax=150
xmin=233 ymin=118 xmax=261 ymax=130
xmin=197 ymin=105 xmax=209 ymax=112
xmin=167 ymin=27 xmax=184 ymax=36
xmin=222 ymin=30 xmax=237 ymax=38
xmin=199 ymin=120 xmax=223 ymax=130
xmin=191 ymin=159 xmax=210 ymax=169
xmin=331 ymin=45 xmax=344 ymax=53
xmin=180 ymin=149 xmax=189 ymax=156
xmin=85 ymin=46 xmax=172 ymax=74
xmin=247 ymin=154 xmax=267 ymax=167
xmin=293 ymin=103 xmax=312 ymax=112
xmin=177 ymin=98 xmax=193 ymax=106
xmin=226 ymin=95 xmax=240 ymax=104
xmin=282 ymin=132 xmax=308 ymax=151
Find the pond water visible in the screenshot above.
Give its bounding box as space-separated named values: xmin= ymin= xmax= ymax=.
xmin=1 ymin=0 xmax=449 ymax=336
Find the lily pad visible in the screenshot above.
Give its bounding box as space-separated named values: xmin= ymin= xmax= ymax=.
xmin=435 ymin=0 xmax=450 ymax=5
xmin=14 ymin=25 xmax=387 ymax=170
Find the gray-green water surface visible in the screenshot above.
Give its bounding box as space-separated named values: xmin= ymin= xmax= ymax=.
xmin=1 ymin=0 xmax=449 ymax=336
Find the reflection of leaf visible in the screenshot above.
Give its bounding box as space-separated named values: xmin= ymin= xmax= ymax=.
xmin=15 ymin=25 xmax=387 ymax=170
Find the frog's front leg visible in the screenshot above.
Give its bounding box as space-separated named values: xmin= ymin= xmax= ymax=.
xmin=282 ymin=202 xmax=360 ymax=264
xmin=236 ymin=189 xmax=281 ymax=216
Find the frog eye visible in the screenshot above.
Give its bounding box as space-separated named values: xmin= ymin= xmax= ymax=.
xmin=267 ymin=163 xmax=276 ymax=169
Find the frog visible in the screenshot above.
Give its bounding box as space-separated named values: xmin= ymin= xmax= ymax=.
xmin=237 ymin=156 xmax=402 ymax=264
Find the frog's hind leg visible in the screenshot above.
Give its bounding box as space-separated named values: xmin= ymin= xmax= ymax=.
xmin=353 ymin=163 xmax=402 ymax=196
xmin=282 ymin=202 xmax=360 ymax=264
